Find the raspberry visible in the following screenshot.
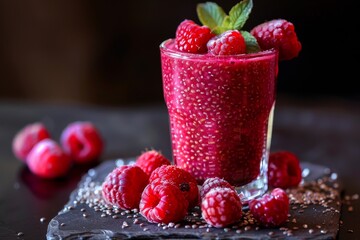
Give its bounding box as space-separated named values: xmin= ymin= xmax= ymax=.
xmin=250 ymin=19 xmax=302 ymax=60
xmin=139 ymin=182 xmax=188 ymax=224
xmin=200 ymin=177 xmax=235 ymax=199
xmin=201 ymin=187 xmax=242 ymax=228
xmin=12 ymin=122 xmax=51 ymax=162
xmin=102 ymin=165 xmax=149 ymax=210
xmin=26 ymin=139 xmax=72 ymax=179
xmin=60 ymin=121 xmax=103 ymax=164
xmin=249 ymin=188 xmax=289 ymax=227
xmin=207 ymin=30 xmax=246 ymax=55
xmin=149 ymin=165 xmax=199 ymax=209
xmin=268 ymin=151 xmax=302 ymax=189
xmin=135 ymin=149 xmax=171 ymax=176
xmin=175 ymin=19 xmax=215 ymax=53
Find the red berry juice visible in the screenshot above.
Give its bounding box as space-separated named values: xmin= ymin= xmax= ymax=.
xmin=160 ymin=39 xmax=278 ymax=198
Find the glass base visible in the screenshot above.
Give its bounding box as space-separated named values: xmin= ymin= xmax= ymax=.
xmin=236 ymin=172 xmax=268 ymax=206
xmin=236 ymin=153 xmax=269 ymax=206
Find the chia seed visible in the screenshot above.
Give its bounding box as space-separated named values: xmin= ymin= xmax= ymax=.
xmin=64 ymin=164 xmax=348 ymax=239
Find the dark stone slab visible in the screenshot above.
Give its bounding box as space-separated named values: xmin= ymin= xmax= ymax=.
xmin=46 ymin=158 xmax=342 ymax=240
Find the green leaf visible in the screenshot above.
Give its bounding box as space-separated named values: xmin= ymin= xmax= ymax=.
xmin=241 ymin=31 xmax=260 ymax=53
xmin=212 ymin=16 xmax=231 ymax=34
xmin=197 ymin=2 xmax=227 ymax=30
xmin=229 ymin=0 xmax=253 ymax=31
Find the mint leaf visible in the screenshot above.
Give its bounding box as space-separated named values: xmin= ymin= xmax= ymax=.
xmin=241 ymin=31 xmax=260 ymax=53
xmin=229 ymin=0 xmax=253 ymax=30
xmin=197 ymin=2 xmax=226 ymax=30
xmin=213 ymin=16 xmax=231 ymax=34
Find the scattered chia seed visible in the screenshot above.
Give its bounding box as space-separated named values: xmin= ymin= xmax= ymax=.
xmin=17 ymin=232 xmax=24 ymax=237
xmin=57 ymin=163 xmax=348 ymax=239
xmin=40 ymin=217 xmax=46 ymax=223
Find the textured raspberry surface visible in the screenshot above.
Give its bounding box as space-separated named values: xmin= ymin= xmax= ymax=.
xmin=200 ymin=177 xmax=235 ymax=199
xmin=249 ymin=188 xmax=289 ymax=227
xmin=26 ymin=139 xmax=72 ymax=179
xmin=12 ymin=122 xmax=51 ymax=162
xmin=149 ymin=165 xmax=199 ymax=209
xmin=268 ymin=151 xmax=302 ymax=189
xmin=135 ymin=150 xmax=171 ymax=176
xmin=201 ymin=187 xmax=242 ymax=228
xmin=102 ymin=165 xmax=149 ymax=210
xmin=175 ymin=19 xmax=214 ymax=53
xmin=139 ymin=182 xmax=188 ymax=224
xmin=60 ymin=121 xmax=103 ymax=164
xmin=207 ymin=30 xmax=246 ymax=55
xmin=250 ymin=19 xmax=301 ymax=60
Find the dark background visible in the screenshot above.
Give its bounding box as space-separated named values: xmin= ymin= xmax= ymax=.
xmin=0 ymin=0 xmax=358 ymax=107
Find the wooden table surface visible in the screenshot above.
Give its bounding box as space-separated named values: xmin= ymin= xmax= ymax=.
xmin=0 ymin=96 xmax=359 ymax=240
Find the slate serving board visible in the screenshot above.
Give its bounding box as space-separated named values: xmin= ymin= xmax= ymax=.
xmin=46 ymin=159 xmax=342 ymax=240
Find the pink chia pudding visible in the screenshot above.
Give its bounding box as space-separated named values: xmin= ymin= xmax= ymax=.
xmin=160 ymin=39 xmax=278 ymax=187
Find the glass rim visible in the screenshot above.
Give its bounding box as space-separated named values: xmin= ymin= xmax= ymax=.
xmin=160 ymin=38 xmax=278 ymax=60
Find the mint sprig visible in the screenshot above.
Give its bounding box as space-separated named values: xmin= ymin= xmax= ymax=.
xmin=196 ymin=0 xmax=260 ymax=53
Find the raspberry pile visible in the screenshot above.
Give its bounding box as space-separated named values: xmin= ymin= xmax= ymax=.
xmin=102 ymin=152 xmax=192 ymax=224
xmin=172 ymin=0 xmax=301 ymax=60
xmin=101 ymin=148 xmax=300 ymax=228
xmin=12 ymin=121 xmax=104 ymax=179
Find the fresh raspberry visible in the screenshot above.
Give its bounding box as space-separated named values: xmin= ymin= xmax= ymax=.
xmin=249 ymin=188 xmax=289 ymax=227
xmin=207 ymin=30 xmax=246 ymax=55
xmin=102 ymin=165 xmax=149 ymax=210
xmin=60 ymin=121 xmax=103 ymax=164
xmin=175 ymin=19 xmax=215 ymax=53
xmin=26 ymin=139 xmax=72 ymax=179
xmin=268 ymin=151 xmax=302 ymax=189
xmin=139 ymin=182 xmax=188 ymax=224
xmin=250 ymin=19 xmax=302 ymax=60
xmin=135 ymin=149 xmax=171 ymax=176
xmin=12 ymin=122 xmax=51 ymax=163
xmin=200 ymin=177 xmax=235 ymax=199
xmin=149 ymin=165 xmax=199 ymax=209
xmin=201 ymin=187 xmax=242 ymax=228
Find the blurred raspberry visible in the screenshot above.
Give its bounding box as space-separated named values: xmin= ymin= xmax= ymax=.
xmin=60 ymin=121 xmax=103 ymax=164
xmin=251 ymin=19 xmax=301 ymax=60
xmin=12 ymin=122 xmax=51 ymax=162
xmin=268 ymin=151 xmax=302 ymax=189
xmin=26 ymin=139 xmax=72 ymax=179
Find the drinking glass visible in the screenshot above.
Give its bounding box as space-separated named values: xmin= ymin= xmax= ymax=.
xmin=160 ymin=39 xmax=278 ymax=202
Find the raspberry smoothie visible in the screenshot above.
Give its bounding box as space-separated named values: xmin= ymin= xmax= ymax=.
xmin=160 ymin=39 xmax=278 ymax=199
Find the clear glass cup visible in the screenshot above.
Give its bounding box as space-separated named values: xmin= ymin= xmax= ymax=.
xmin=160 ymin=39 xmax=278 ymax=203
